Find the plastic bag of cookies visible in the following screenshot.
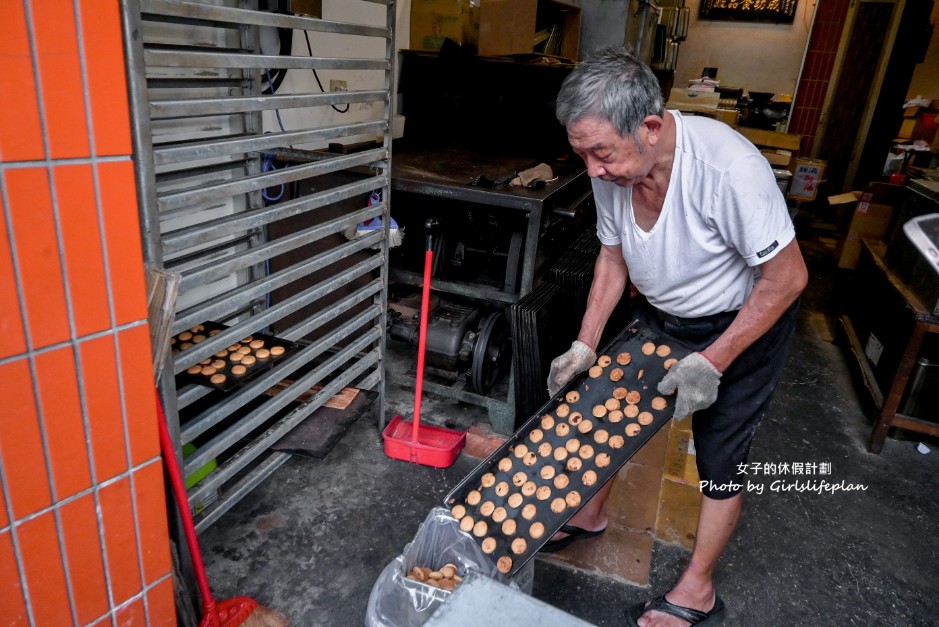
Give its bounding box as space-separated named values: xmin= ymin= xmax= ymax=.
xmin=366 ymin=508 xmax=534 ymax=627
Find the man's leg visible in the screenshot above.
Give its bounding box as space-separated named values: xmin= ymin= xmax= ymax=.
xmin=637 ymin=492 xmax=742 ymax=627
xmin=549 ymin=479 xmax=613 ymax=541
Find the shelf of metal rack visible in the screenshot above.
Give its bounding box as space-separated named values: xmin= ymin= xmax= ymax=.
xmin=121 ymin=0 xmax=393 ymax=531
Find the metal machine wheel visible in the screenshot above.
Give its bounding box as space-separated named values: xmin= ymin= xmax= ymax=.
xmin=471 ymin=312 xmax=508 ymax=394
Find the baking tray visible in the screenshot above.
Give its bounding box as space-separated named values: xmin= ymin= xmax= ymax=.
xmin=444 ymin=319 xmax=691 ymax=576
xmin=172 ymin=321 xmax=298 ymax=392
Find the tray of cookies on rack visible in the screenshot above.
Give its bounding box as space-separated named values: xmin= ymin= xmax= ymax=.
xmin=172 ymin=321 xmax=297 ymax=392
xmin=443 ymin=319 xmax=690 ymax=576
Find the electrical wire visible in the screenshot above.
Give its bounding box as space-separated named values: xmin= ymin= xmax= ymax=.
xmin=304 ymin=30 xmax=350 ymax=113
xmin=261 ymin=153 xmax=285 ymax=202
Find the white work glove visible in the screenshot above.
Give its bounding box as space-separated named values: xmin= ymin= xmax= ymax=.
xmin=547 ymin=340 xmax=596 ymax=397
xmin=657 ymin=352 xmax=722 ymax=419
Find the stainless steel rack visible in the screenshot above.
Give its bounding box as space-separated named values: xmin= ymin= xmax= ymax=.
xmin=121 ymin=0 xmax=393 ymax=531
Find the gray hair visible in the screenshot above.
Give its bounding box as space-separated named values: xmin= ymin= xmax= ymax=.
xmin=556 ymin=47 xmax=664 ymax=138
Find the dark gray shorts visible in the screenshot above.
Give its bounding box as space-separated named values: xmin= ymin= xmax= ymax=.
xmin=636 ymin=298 xmax=799 ymax=499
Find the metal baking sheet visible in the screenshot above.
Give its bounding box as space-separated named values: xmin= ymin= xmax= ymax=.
xmin=173 ymin=321 xmax=298 ymax=392
xmin=444 ymin=319 xmax=691 ymax=576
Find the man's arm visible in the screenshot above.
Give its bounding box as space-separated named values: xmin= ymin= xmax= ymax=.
xmin=701 ymin=239 xmax=808 ymax=372
xmin=577 ymin=243 xmax=630 ymax=350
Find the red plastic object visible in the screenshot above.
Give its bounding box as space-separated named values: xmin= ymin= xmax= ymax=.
xmin=382 ymin=414 xmax=465 ymax=468
xmin=383 ymin=247 xmax=466 ymax=468
xmin=155 ymin=397 xmax=263 ymax=626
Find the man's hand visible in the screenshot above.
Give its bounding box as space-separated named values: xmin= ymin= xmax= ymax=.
xmin=657 ymin=352 xmax=721 ymax=419
xmin=547 ymin=341 xmax=596 ymax=397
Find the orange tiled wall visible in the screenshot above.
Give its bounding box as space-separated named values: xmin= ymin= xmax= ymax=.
xmin=0 ymin=1 xmax=175 ymax=625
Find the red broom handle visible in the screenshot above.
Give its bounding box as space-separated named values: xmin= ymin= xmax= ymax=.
xmin=155 ymin=396 xmax=218 ymax=620
xmin=412 ymin=248 xmax=433 ymax=443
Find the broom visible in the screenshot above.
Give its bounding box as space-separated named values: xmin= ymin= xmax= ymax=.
xmin=156 ymin=397 xmax=291 ymax=627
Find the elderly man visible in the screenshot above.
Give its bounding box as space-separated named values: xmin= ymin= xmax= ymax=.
xmin=544 ymin=48 xmax=807 ymax=626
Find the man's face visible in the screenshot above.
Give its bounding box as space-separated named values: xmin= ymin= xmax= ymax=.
xmin=567 ymin=116 xmax=654 ymax=187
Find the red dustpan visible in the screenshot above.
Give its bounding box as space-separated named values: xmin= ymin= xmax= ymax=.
xmin=384 ymin=236 xmax=466 ymax=468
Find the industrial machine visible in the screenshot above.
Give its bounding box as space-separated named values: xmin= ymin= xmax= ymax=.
xmin=389 ymin=296 xmax=509 ymax=395
xmin=388 ymin=218 xmax=511 ymax=395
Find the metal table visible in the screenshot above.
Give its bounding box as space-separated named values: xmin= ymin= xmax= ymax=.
xmin=391 ymin=146 xmax=590 ymax=300
xmin=839 ymin=240 xmax=939 ymax=452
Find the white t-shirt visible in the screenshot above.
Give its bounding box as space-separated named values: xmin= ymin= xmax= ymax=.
xmin=594 ymin=110 xmax=795 ymax=318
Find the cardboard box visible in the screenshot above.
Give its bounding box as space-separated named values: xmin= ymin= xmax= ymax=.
xmin=715 ymin=108 xmax=740 ymax=127
xmin=829 ymin=190 xmax=862 ymax=233
xmin=655 ymin=417 xmax=701 ymax=549
xmin=737 ymin=127 xmax=803 ymax=153
xmin=666 ymin=88 xmax=719 ymax=115
xmin=897 ymin=118 xmax=917 ymax=139
xmin=663 ymin=427 xmax=699 ymax=486
xmin=477 ymin=0 xmax=537 ymax=56
xmin=896 ymin=107 xmax=938 ymax=142
xmin=536 ymin=0 xmax=581 ymax=60
xmin=655 ymin=479 xmax=702 ymax=549
xmin=761 ymin=149 xmax=793 ymax=169
xmin=410 ymin=0 xmax=479 ymax=52
xmin=832 ymin=183 xmax=905 ymax=269
xmin=410 ymin=0 xmax=579 ymax=58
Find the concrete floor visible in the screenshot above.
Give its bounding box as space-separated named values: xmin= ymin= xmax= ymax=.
xmin=198 ymin=227 xmax=939 ymax=626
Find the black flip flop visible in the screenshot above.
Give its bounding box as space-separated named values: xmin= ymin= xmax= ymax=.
xmin=627 ymin=594 xmax=725 ymax=626
xmin=538 ymin=524 xmax=607 ymax=553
